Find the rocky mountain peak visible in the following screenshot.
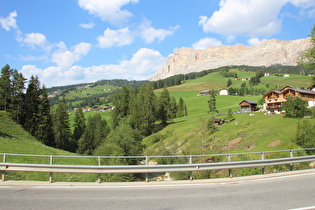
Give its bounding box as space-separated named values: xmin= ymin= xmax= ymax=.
xmin=148 ymin=38 xmax=311 ymax=81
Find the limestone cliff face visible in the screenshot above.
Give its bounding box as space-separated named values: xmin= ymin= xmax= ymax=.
xmin=148 ymin=38 xmax=311 ymax=81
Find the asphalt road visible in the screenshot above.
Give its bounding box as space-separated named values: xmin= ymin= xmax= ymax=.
xmin=1 ymin=172 xmax=315 ymax=210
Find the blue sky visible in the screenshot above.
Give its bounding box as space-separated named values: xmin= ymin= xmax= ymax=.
xmin=1 ymin=0 xmax=315 ymax=87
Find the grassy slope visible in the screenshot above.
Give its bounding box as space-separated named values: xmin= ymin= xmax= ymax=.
xmin=143 ymin=72 xmax=314 ymax=156
xmin=0 ymin=71 xmax=313 ymax=181
xmin=64 ymin=84 xmax=115 ymax=100
xmin=0 ymin=111 xmax=74 ymax=155
xmin=1 ymin=71 xmax=313 ymax=157
xmin=0 ymin=111 xmax=99 ymax=181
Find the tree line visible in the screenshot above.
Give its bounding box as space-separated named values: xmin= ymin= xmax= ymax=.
xmin=0 ymin=64 xmax=56 ymax=147
xmin=151 ymin=65 xmax=302 ymax=90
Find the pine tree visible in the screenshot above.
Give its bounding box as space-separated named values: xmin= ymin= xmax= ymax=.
xmin=78 ymin=113 xmax=110 ymax=154
xmin=157 ymin=86 xmax=172 ymax=125
xmin=111 ymin=86 xmax=130 ymax=128
xmin=10 ymin=69 xmax=26 ymax=124
xmin=170 ymin=96 xmax=178 ymax=119
xmin=53 ymin=96 xmax=72 ymax=151
xmin=227 ymin=78 xmax=232 ymax=87
xmin=0 ymin=64 xmax=12 ymax=111
xmin=130 ymin=84 xmax=157 ymax=136
xmin=37 ymin=86 xmax=55 ymax=146
xmin=208 ymin=90 xmax=218 ymax=113
xmin=73 ymin=106 xmax=85 ymax=147
xmin=129 ymin=87 xmax=140 ymax=130
xmin=142 ymin=84 xmax=157 ymax=135
xmin=177 ymin=97 xmax=188 ymax=117
xmin=23 ymin=75 xmax=41 ymax=137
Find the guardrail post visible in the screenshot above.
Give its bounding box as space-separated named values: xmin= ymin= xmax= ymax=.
xmin=261 ymin=152 xmax=266 ymax=175
xmin=97 ymin=156 xmax=101 ymax=183
xmin=49 ymin=155 xmax=53 ymax=183
xmin=228 ymin=154 xmax=232 ymax=178
xmin=290 ymin=150 xmax=294 ymax=171
xmin=189 ymin=155 xmax=193 ymax=181
xmin=145 ymin=156 xmax=149 ymax=182
xmin=2 ymin=153 xmax=6 ymax=181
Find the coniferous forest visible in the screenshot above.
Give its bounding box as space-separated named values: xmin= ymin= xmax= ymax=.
xmin=0 ymin=64 xmax=187 ymax=157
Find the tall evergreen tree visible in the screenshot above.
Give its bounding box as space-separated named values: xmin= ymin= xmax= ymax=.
xmin=136 ymin=84 xmax=157 ymax=136
xmin=53 ymin=96 xmax=72 ymax=151
xmin=128 ymin=87 xmax=140 ymax=128
xmin=208 ymin=90 xmax=218 ymax=113
xmin=177 ymin=97 xmax=188 ymax=117
xmin=111 ymin=86 xmax=130 ymax=128
xmin=10 ymin=69 xmax=26 ymax=124
xmin=0 ymin=64 xmax=12 ymax=111
xmin=157 ymin=86 xmax=172 ymax=125
xmin=78 ymin=113 xmax=110 ymax=154
xmin=37 ymin=86 xmax=55 ymax=146
xmin=227 ymin=78 xmax=233 ymax=87
xmin=24 ymin=75 xmax=41 ymax=137
xmin=170 ymin=96 xmax=178 ymax=119
xmin=73 ymin=106 xmax=86 ymax=147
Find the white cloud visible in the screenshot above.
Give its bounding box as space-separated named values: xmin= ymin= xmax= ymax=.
xmin=85 ymin=48 xmax=165 ymax=81
xmin=192 ymin=37 xmax=222 ymax=49
xmin=21 ymin=32 xmax=52 ymax=51
xmin=64 ymin=66 xmax=86 ymax=80
xmin=21 ymin=65 xmax=43 ymax=78
xmin=139 ymin=19 xmax=180 ymax=44
xmin=247 ymin=38 xmax=266 ymax=46
xmin=73 ymin=42 xmax=91 ymax=55
xmin=22 ymin=48 xmax=165 ymax=87
xmin=0 ymin=11 xmax=18 ymax=31
xmin=51 ymin=42 xmax=92 ymax=68
xmin=78 ymin=0 xmax=139 ymax=26
xmin=42 ymin=66 xmax=63 ymax=79
xmin=199 ymin=0 xmax=285 ymax=37
xmin=78 ymin=22 xmax=95 ymax=29
xmin=199 ymin=0 xmax=315 ymax=38
xmin=119 ymin=48 xmax=165 ymax=75
xmin=97 ymin=27 xmax=134 ymax=48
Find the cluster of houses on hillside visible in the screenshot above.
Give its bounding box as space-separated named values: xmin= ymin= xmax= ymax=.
xmin=70 ymin=105 xmax=114 ymax=114
xmin=199 ymin=85 xmax=315 ymax=115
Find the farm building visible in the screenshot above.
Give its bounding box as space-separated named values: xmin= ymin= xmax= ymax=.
xmin=219 ymin=89 xmax=228 ymax=95
xmin=198 ymin=89 xmax=210 ymax=96
xmin=239 ymin=100 xmax=258 ymax=112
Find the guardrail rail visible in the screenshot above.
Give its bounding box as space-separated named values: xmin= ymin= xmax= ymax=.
xmin=1 ymin=148 xmax=315 ymax=183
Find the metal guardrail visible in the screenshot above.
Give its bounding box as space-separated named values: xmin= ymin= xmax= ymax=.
xmin=1 ymin=148 xmax=315 ymax=183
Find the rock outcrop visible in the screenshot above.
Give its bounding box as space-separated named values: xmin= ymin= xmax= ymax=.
xmin=148 ymin=38 xmax=311 ymax=81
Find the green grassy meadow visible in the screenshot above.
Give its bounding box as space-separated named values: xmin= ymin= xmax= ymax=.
xmin=144 ymin=72 xmax=314 ymax=157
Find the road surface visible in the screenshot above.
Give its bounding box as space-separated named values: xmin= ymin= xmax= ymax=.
xmin=1 ymin=171 xmax=315 ymax=209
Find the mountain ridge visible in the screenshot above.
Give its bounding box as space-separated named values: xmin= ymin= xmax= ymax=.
xmin=148 ymin=38 xmax=311 ymax=81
